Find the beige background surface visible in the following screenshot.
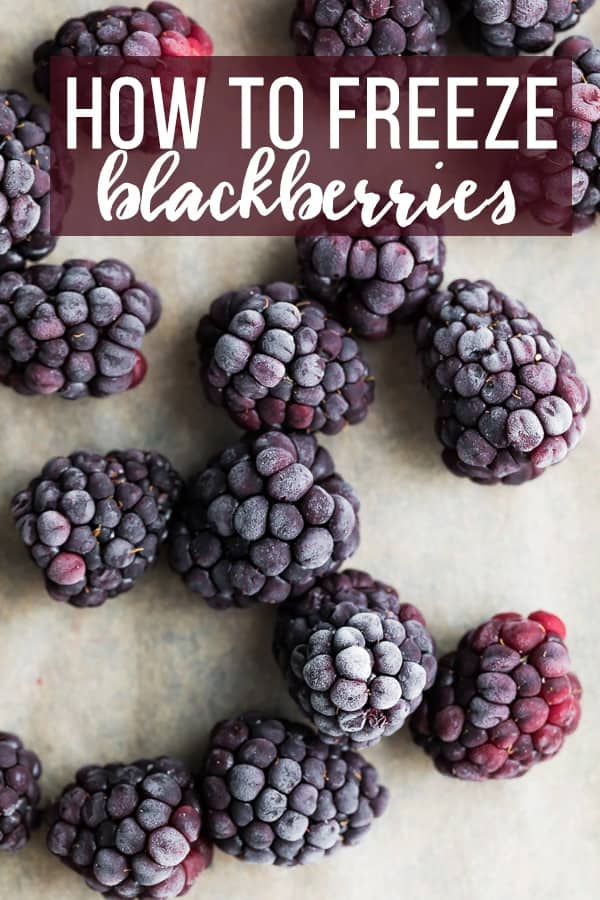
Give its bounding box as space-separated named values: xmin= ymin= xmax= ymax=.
xmin=0 ymin=2 xmax=599 ymax=898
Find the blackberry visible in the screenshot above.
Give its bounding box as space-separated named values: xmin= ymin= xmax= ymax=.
xmin=415 ymin=279 xmax=590 ymax=485
xmin=454 ymin=0 xmax=596 ymax=56
xmin=12 ymin=449 xmax=182 ymax=608
xmin=522 ymin=36 xmax=600 ymax=232
xmin=197 ymin=282 xmax=374 ymax=435
xmin=47 ymin=756 xmax=213 ymax=898
xmin=34 ymin=2 xmax=213 ymax=99
xmin=0 ymin=258 xmax=161 ymax=399
xmin=0 ymin=91 xmax=55 ymax=273
xmin=0 ymin=733 xmax=42 ymax=851
xmin=274 ymin=569 xmax=437 ymax=747
xmin=292 ymin=0 xmax=451 ymax=57
xmin=412 ymin=611 xmax=582 ymax=780
xmin=168 ymin=431 xmax=360 ymax=610
xmin=201 ymin=713 xmax=389 ymax=866
xmin=297 ymin=230 xmax=446 ymax=340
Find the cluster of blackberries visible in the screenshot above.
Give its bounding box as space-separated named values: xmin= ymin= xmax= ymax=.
xmin=1 ymin=3 xmax=215 ymax=402
xmin=5 ymin=606 xmax=582 ymax=896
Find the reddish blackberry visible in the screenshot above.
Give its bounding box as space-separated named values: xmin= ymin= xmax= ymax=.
xmin=201 ymin=713 xmax=389 ymax=866
xmin=292 ymin=0 xmax=451 ymax=57
xmin=12 ymin=449 xmax=182 ymax=608
xmin=415 ymin=279 xmax=590 ymax=484
xmin=274 ymin=570 xmax=437 ymax=747
xmin=34 ymin=2 xmax=213 ymax=98
xmin=0 ymin=258 xmax=161 ymax=399
xmin=412 ymin=611 xmax=582 ymax=780
xmin=0 ymin=91 xmax=54 ymax=273
xmin=197 ymin=282 xmax=374 ymax=435
xmin=47 ymin=756 xmax=213 ymax=897
xmin=168 ymin=432 xmax=360 ymax=609
xmin=455 ymin=0 xmax=596 ymax=56
xmin=0 ymin=733 xmax=42 ymax=851
xmin=297 ymin=230 xmax=446 ymax=340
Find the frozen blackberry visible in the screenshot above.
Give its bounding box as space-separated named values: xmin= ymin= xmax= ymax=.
xmin=519 ymin=36 xmax=600 ymax=232
xmin=34 ymin=2 xmax=213 ymax=98
xmin=415 ymin=279 xmax=590 ymax=485
xmin=197 ymin=282 xmax=374 ymax=434
xmin=47 ymin=756 xmax=213 ymax=897
xmin=0 ymin=733 xmax=42 ymax=851
xmin=297 ymin=230 xmax=446 ymax=340
xmin=274 ymin=570 xmax=437 ymax=747
xmin=0 ymin=258 xmax=161 ymax=399
xmin=0 ymin=91 xmax=55 ymax=273
xmin=454 ymin=0 xmax=596 ymax=56
xmin=12 ymin=449 xmax=182 ymax=608
xmin=201 ymin=713 xmax=388 ymax=866
xmin=412 ymin=611 xmax=582 ymax=779
xmin=292 ymin=0 xmax=450 ymax=57
xmin=168 ymin=432 xmax=360 ymax=609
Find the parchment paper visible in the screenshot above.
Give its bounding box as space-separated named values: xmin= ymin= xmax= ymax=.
xmin=0 ymin=2 xmax=598 ymax=899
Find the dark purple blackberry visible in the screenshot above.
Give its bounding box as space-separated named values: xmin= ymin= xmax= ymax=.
xmin=197 ymin=282 xmax=374 ymax=435
xmin=274 ymin=570 xmax=437 ymax=748
xmin=454 ymin=0 xmax=596 ymax=56
xmin=12 ymin=449 xmax=182 ymax=608
xmin=0 ymin=733 xmax=42 ymax=851
xmin=415 ymin=279 xmax=590 ymax=485
xmin=296 ymin=230 xmax=446 ymax=340
xmin=519 ymin=36 xmax=600 ymax=232
xmin=33 ymin=3 xmax=213 ymax=98
xmin=0 ymin=91 xmax=55 ymax=273
xmin=168 ymin=432 xmax=360 ymax=610
xmin=0 ymin=258 xmax=161 ymax=399
xmin=47 ymin=756 xmax=213 ymax=897
xmin=412 ymin=611 xmax=582 ymax=780
xmin=201 ymin=713 xmax=388 ymax=866
xmin=292 ymin=0 xmax=450 ymax=57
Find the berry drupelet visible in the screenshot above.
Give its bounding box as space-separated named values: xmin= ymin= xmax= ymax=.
xmin=0 ymin=91 xmax=54 ymax=274
xmin=34 ymin=2 xmax=213 ymax=98
xmin=454 ymin=0 xmax=596 ymax=57
xmin=168 ymin=432 xmax=360 ymax=609
xmin=415 ymin=279 xmax=590 ymax=485
xmin=274 ymin=569 xmax=437 ymax=747
xmin=197 ymin=282 xmax=374 ymax=435
xmin=412 ymin=611 xmax=582 ymax=780
xmin=297 ymin=230 xmax=446 ymax=340
xmin=201 ymin=713 xmax=389 ymax=866
xmin=47 ymin=756 xmax=213 ymax=898
xmin=12 ymin=449 xmax=182 ymax=608
xmin=0 ymin=733 xmax=42 ymax=851
xmin=0 ymin=258 xmax=161 ymax=399
xmin=292 ymin=0 xmax=451 ymax=57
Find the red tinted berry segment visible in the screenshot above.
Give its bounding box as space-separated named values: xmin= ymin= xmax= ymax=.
xmin=33 ymin=3 xmax=214 ymax=97
xmin=274 ymin=569 xmax=437 ymax=748
xmin=202 ymin=713 xmax=388 ymax=865
xmin=412 ymin=610 xmax=582 ymax=780
xmin=529 ymin=610 xmax=567 ymax=639
xmin=47 ymin=757 xmax=212 ymax=897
